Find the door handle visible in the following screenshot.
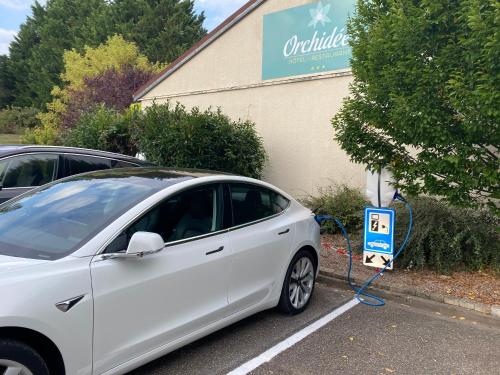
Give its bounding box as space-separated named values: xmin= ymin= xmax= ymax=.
xmin=206 ymin=246 xmax=224 ymax=255
xmin=278 ymin=229 xmax=290 ymax=235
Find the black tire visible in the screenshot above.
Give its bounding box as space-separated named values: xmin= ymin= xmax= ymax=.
xmin=0 ymin=339 xmax=50 ymax=375
xmin=278 ymin=249 xmax=317 ymax=315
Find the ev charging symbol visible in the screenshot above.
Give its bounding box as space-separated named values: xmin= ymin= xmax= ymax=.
xmin=370 ymin=214 xmax=379 ymax=232
xmin=369 ymin=212 xmax=390 ymax=234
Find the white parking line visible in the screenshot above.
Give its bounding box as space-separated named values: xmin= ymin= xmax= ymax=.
xmin=227 ymin=298 xmax=360 ymax=375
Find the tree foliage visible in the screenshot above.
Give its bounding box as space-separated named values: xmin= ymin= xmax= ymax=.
xmin=0 ymin=56 xmax=14 ymax=108
xmin=60 ymin=35 xmax=161 ymax=91
xmin=103 ymin=0 xmax=206 ymax=63
xmin=62 ymin=65 xmax=156 ymax=128
xmin=34 ymin=35 xmax=160 ymax=134
xmin=0 ymin=107 xmax=41 ymax=134
xmin=134 ymin=103 xmax=267 ymax=178
xmin=7 ymin=0 xmax=108 ymax=108
xmin=63 ymin=105 xmax=139 ymax=156
xmin=2 ymin=0 xmax=205 ymax=109
xmin=332 ymin=0 xmax=499 ymax=210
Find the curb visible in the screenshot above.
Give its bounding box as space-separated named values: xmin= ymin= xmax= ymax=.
xmin=318 ymin=268 xmax=500 ymax=319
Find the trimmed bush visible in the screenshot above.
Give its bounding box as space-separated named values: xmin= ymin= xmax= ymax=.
xmin=63 ymin=105 xmax=138 ymax=155
xmin=301 ymin=185 xmax=367 ymax=234
xmin=0 ymin=106 xmax=41 ymax=134
xmin=133 ymin=103 xmax=267 ymax=178
xmin=394 ymin=196 xmax=500 ymax=274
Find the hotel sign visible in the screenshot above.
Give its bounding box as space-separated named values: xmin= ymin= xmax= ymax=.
xmin=262 ymin=0 xmax=355 ymax=80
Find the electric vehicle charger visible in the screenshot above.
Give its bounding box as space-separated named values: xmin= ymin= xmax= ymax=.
xmin=315 ymin=193 xmax=413 ymax=307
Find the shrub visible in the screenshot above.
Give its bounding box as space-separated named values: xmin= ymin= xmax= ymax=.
xmin=23 ymin=123 xmax=60 ymax=145
xmin=0 ymin=107 xmax=41 ymax=134
xmin=63 ymin=105 xmax=138 ymax=156
xmin=301 ymin=185 xmax=367 ymax=234
xmin=134 ymin=103 xmax=267 ymax=178
xmin=394 ymin=196 xmax=500 ymax=274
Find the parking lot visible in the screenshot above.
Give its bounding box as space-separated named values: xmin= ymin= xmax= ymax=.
xmin=130 ymin=281 xmax=500 ymax=375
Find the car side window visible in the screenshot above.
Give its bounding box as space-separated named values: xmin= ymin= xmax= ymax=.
xmin=1 ymin=154 xmax=58 ymax=188
xmin=0 ymin=159 xmax=7 ymax=183
xmin=65 ymin=155 xmax=112 ymax=176
xmin=111 ymin=160 xmax=139 ymax=168
xmin=229 ymin=184 xmax=289 ymax=226
xmin=105 ymin=185 xmax=222 ymax=253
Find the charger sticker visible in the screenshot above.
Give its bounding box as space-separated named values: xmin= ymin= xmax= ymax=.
xmin=364 ymin=207 xmax=395 ymax=269
xmin=369 ymin=212 xmax=390 ymax=234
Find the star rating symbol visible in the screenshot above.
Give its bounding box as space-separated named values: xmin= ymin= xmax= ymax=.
xmin=308 ymin=1 xmax=331 ymax=28
xmin=311 ymin=65 xmax=327 ymax=71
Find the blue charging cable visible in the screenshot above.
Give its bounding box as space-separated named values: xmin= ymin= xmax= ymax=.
xmin=315 ymin=194 xmax=413 ymax=307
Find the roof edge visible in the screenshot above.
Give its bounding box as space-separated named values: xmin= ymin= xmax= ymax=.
xmin=133 ymin=0 xmax=267 ymax=101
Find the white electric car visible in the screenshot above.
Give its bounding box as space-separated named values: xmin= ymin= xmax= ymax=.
xmin=0 ymin=168 xmax=320 ymax=375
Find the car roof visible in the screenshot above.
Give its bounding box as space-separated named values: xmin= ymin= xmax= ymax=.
xmin=0 ymin=145 xmax=151 ymax=165
xmin=61 ymin=167 xmax=234 ymax=189
xmin=76 ymin=167 xmax=232 ymax=180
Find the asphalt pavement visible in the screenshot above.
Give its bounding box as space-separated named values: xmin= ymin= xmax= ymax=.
xmin=129 ymin=282 xmax=500 ymax=375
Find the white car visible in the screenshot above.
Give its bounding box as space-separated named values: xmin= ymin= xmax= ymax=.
xmin=367 ymin=240 xmax=390 ymax=250
xmin=0 ymin=168 xmax=320 ymax=375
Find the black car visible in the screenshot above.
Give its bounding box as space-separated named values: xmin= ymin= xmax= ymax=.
xmin=0 ymin=145 xmax=153 ymax=203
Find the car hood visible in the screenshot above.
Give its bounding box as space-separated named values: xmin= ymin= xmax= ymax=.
xmin=0 ymin=254 xmax=49 ymax=273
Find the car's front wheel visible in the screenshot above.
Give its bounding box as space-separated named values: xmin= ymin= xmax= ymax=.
xmin=278 ymin=249 xmax=316 ymax=315
xmin=0 ymin=339 xmax=49 ymax=375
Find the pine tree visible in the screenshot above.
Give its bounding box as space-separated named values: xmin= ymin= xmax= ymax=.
xmin=105 ymin=0 xmax=206 ymax=63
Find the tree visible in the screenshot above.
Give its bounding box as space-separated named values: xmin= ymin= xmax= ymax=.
xmin=34 ymin=35 xmax=161 ymax=137
xmin=104 ymin=0 xmax=206 ymax=63
xmin=59 ymin=35 xmax=160 ymax=91
xmin=8 ymin=0 xmax=108 ymax=108
xmin=62 ymin=65 xmax=156 ymax=128
xmin=6 ymin=0 xmax=205 ymax=109
xmin=0 ymin=56 xmax=14 ymax=108
xmin=332 ymin=0 xmax=499 ymax=210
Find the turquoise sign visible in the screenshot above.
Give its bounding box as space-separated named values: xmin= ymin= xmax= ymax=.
xmin=262 ymin=0 xmax=355 ymax=80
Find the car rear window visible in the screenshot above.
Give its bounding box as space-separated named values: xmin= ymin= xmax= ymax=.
xmin=65 ymin=155 xmax=112 ymax=175
xmin=229 ymin=183 xmax=290 ymax=226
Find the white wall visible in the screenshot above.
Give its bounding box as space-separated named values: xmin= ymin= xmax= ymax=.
xmin=139 ymin=0 xmax=365 ymax=197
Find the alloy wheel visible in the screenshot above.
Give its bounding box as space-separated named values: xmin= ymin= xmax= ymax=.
xmin=0 ymin=360 xmax=33 ymax=375
xmin=289 ymin=256 xmax=314 ymax=309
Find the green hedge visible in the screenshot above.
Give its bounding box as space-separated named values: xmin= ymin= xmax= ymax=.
xmin=60 ymin=102 xmax=267 ymax=178
xmin=63 ymin=105 xmax=138 ymax=156
xmin=394 ymin=196 xmax=499 ymax=274
xmin=133 ymin=103 xmax=267 ymax=178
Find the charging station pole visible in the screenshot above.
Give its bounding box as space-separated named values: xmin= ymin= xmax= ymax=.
xmin=364 ymin=169 xmax=397 ymax=270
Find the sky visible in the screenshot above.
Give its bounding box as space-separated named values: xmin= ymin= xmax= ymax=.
xmin=0 ymin=0 xmax=248 ymax=55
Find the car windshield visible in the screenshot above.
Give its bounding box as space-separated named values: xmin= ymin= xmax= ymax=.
xmin=0 ymin=176 xmax=165 ymax=260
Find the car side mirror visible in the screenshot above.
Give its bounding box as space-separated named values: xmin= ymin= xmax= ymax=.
xmin=126 ymin=232 xmax=165 ymax=257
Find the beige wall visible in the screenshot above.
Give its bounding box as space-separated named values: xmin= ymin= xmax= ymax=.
xmin=139 ymin=0 xmax=365 ymax=198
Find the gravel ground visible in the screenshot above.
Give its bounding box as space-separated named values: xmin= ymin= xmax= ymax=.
xmin=320 ymin=234 xmax=500 ymax=306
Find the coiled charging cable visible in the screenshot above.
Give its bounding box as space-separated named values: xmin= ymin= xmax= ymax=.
xmin=315 ymin=194 xmax=413 ymax=307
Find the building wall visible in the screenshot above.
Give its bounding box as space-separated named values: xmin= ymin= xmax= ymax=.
xmin=139 ymin=0 xmax=366 ymax=197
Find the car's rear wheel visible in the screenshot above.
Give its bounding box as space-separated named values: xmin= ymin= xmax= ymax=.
xmin=278 ymin=249 xmax=316 ymax=315
xmin=0 ymin=339 xmax=49 ymax=375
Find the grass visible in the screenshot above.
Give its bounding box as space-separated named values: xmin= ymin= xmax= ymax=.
xmin=0 ymin=133 xmax=23 ymax=144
